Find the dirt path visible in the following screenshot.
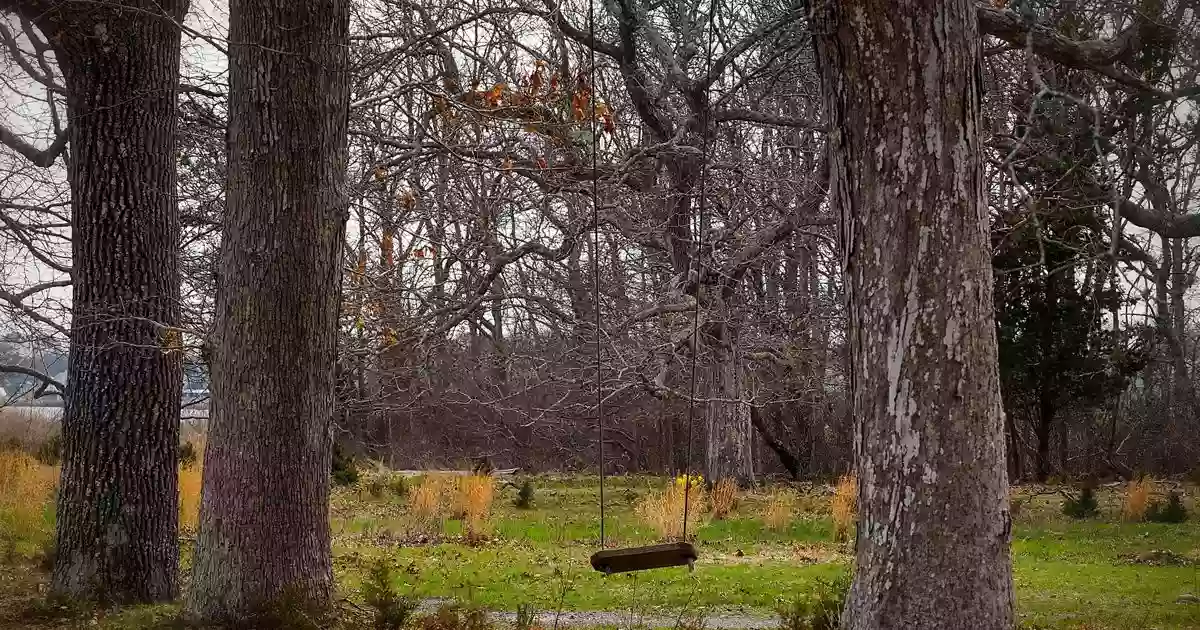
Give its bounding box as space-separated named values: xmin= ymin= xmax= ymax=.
xmin=418 ymin=598 xmax=778 ymax=629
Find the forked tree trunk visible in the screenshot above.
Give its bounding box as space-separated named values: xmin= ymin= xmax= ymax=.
xmin=188 ymin=0 xmax=350 ymax=620
xmin=13 ymin=0 xmax=189 ymax=603
xmin=813 ymin=2 xmax=1015 ymax=628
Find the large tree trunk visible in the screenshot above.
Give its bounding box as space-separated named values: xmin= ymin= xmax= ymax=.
xmin=813 ymin=2 xmax=1014 ymax=628
xmin=28 ymin=0 xmax=188 ymax=604
xmin=703 ymin=325 xmax=753 ymax=485
xmin=188 ymin=0 xmax=350 ymax=620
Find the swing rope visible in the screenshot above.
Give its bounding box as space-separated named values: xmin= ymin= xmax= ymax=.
xmin=681 ymin=0 xmax=719 ymax=542
xmin=589 ymin=0 xmax=718 ymax=559
xmin=587 ymin=0 xmax=606 ymax=549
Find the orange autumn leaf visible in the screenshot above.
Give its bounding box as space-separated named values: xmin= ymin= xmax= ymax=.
xmin=485 ymin=83 xmax=506 ymax=107
xmin=529 ymin=61 xmax=545 ymax=94
xmin=381 ymin=228 xmax=394 ymax=269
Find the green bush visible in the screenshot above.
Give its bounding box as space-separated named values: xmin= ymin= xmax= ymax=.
xmin=1062 ymin=486 xmax=1099 ymax=519
xmin=361 ymin=559 xmax=419 ymax=630
xmin=332 ymin=442 xmax=359 ymax=486
xmin=777 ymin=571 xmax=851 ymax=630
xmin=388 ymin=475 xmax=409 ymax=499
xmin=514 ymin=480 xmax=535 ymax=509
xmin=1146 ymin=491 xmax=1188 ymax=523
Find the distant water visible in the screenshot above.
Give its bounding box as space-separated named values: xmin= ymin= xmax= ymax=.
xmin=2 ymin=405 xmax=209 ymax=421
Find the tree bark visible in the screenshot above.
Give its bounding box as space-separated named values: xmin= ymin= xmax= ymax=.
xmin=188 ymin=0 xmax=350 ymax=620
xmin=20 ymin=0 xmax=189 ymax=604
xmin=813 ymin=2 xmax=1015 ymax=628
xmin=703 ymin=326 xmax=753 ymax=486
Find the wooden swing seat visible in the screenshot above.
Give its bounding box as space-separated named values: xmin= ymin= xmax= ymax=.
xmin=590 ymin=542 xmax=698 ymax=574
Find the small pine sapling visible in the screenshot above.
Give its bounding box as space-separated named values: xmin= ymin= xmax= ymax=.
xmin=1062 ymin=484 xmax=1100 ymax=519
xmin=514 ymin=480 xmax=535 ymax=509
xmin=1147 ymin=490 xmax=1188 ymax=523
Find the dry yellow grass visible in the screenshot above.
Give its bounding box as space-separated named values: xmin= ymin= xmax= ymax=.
xmin=761 ymin=490 xmax=794 ymax=531
xmin=0 ymin=447 xmax=58 ymax=547
xmin=637 ymin=475 xmax=707 ymax=540
xmin=410 ymin=476 xmax=444 ymax=519
xmin=456 ymin=474 xmax=495 ymax=537
xmin=1122 ymin=477 xmax=1155 ymax=522
xmin=710 ymin=478 xmax=738 ymax=519
xmin=178 ymin=437 xmax=205 ymax=532
xmin=832 ymin=474 xmax=857 ymax=543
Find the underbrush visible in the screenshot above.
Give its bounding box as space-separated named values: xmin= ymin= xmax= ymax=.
xmin=636 ymin=474 xmax=708 ymax=540
xmin=0 ymin=447 xmax=57 ymax=559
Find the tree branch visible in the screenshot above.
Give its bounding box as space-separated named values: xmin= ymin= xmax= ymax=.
xmin=714 ymin=107 xmax=822 ymax=129
xmin=976 ymin=6 xmax=1176 ymax=96
xmin=0 ymin=364 xmax=64 ymax=398
xmin=0 ymin=123 xmax=69 ymax=167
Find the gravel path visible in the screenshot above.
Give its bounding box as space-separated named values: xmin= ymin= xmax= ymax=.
xmin=416 ymin=598 xmax=777 ymax=629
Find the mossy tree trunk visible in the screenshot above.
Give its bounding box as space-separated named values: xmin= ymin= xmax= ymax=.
xmin=0 ymin=0 xmax=189 ymax=604
xmin=813 ymin=1 xmax=1015 ymax=627
xmin=187 ymin=0 xmax=350 ymax=621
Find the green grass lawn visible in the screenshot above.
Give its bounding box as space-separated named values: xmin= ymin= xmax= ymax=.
xmin=324 ymin=475 xmax=1200 ymax=629
xmin=2 ymin=473 xmax=1199 ymax=629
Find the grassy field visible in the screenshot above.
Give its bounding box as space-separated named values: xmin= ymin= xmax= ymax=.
xmin=1 ymin=451 xmax=1199 ymax=629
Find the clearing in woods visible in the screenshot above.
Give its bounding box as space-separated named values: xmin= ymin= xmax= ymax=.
xmin=0 ymin=471 xmax=1198 ymax=629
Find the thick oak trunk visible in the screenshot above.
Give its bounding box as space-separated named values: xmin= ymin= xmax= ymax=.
xmin=35 ymin=0 xmax=188 ymax=603
xmin=813 ymin=2 xmax=1015 ymax=628
xmin=188 ymin=0 xmax=350 ymax=620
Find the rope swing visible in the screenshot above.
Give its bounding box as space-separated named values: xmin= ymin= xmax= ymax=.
xmin=586 ymin=0 xmax=716 ymax=576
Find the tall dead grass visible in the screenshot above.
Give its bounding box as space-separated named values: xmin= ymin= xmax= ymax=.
xmin=636 ymin=475 xmax=707 ymax=540
xmin=831 ymin=474 xmax=857 ymax=543
xmin=761 ymin=490 xmax=794 ymax=531
xmin=178 ymin=436 xmax=205 ymax=533
xmin=710 ymin=478 xmax=739 ymax=519
xmin=456 ymin=474 xmax=495 ymax=538
xmin=0 ymin=447 xmax=58 ymax=548
xmin=407 ymin=473 xmax=496 ymax=538
xmin=1122 ymin=477 xmax=1155 ymax=522
xmin=0 ymin=407 xmax=58 ymax=449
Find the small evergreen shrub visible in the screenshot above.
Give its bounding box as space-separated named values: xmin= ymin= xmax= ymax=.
xmin=514 ymin=480 xmax=535 ymax=509
xmin=388 ymin=475 xmax=409 ymax=499
xmin=332 ymin=442 xmax=359 ymax=486
xmin=362 ymin=559 xmax=419 ymax=630
xmin=1062 ymin=485 xmax=1099 ymax=519
xmin=1146 ymin=491 xmax=1188 ymax=523
xmin=776 ymin=571 xmax=851 ymax=630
